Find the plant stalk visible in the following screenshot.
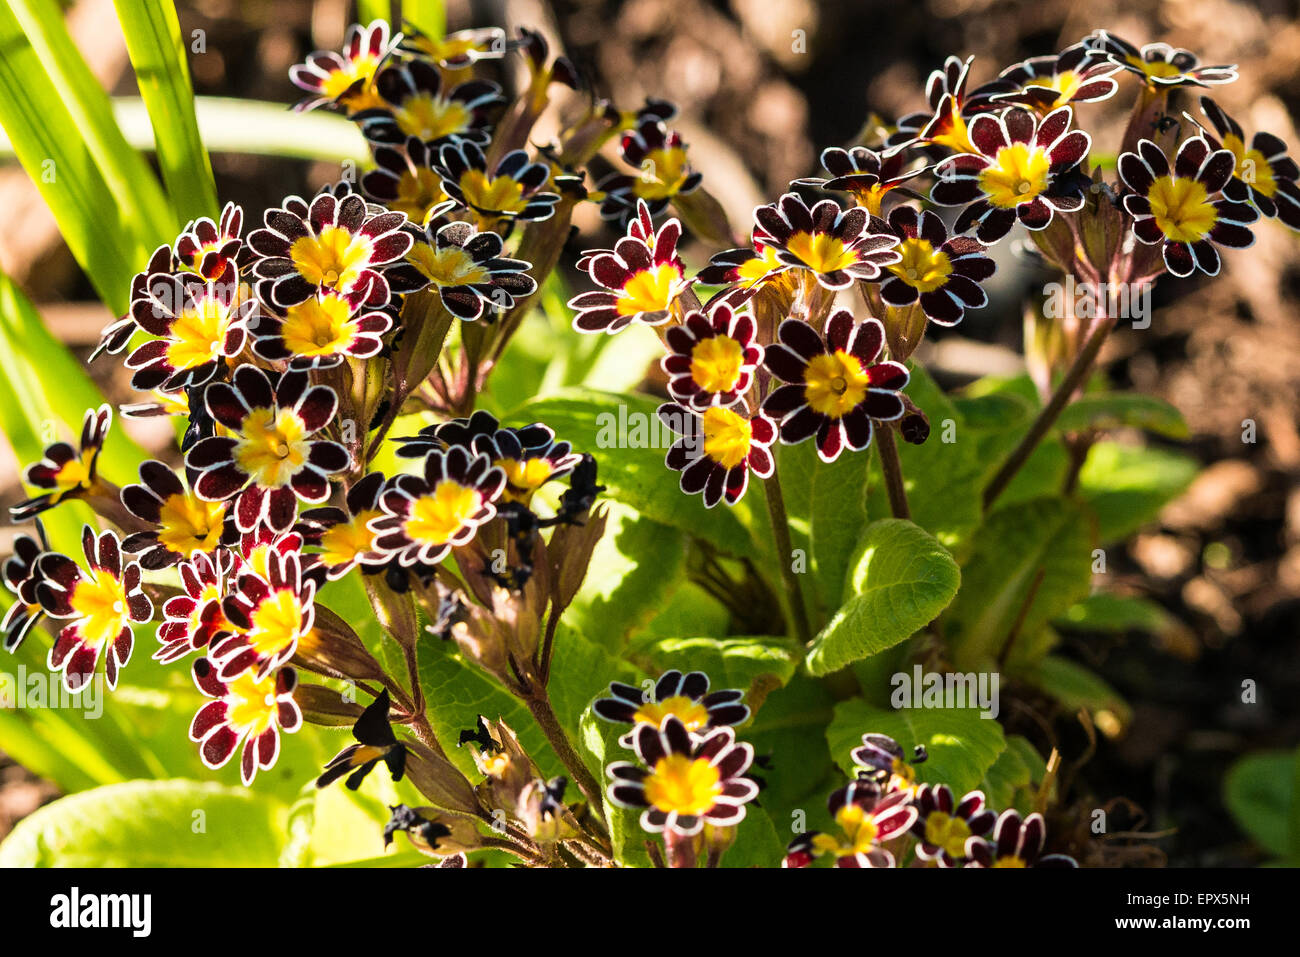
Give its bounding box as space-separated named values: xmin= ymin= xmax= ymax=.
xmin=876 ymin=426 xmax=910 ymax=520
xmin=762 ymin=469 xmax=812 ymax=646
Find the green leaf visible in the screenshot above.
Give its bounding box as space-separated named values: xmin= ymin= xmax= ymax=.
xmin=112 ymin=0 xmax=219 ymax=225
xmin=579 ymin=707 xmax=651 ymax=867
xmin=1077 ymin=441 xmax=1198 ymax=544
xmin=1055 ymin=392 xmax=1189 ymax=439
xmin=744 ymin=674 xmax=837 ymax=826
xmin=945 ymin=497 xmax=1094 ymax=671
xmin=981 ymin=734 xmax=1047 ymax=811
xmin=808 ymin=447 xmax=871 ymax=611
xmin=626 ymin=635 xmax=799 ymax=711
xmin=1054 ymin=593 xmax=1174 ymax=634
xmin=805 ymin=519 xmax=960 ymax=676
xmin=719 ymin=804 xmax=785 ymax=868
xmin=1224 ymin=750 xmax=1299 ymax=862
xmin=0 ymin=780 xmax=287 ymax=866
xmin=403 ymin=0 xmax=446 ymax=38
xmin=826 ymin=699 xmax=1007 ymax=797
xmin=357 ymin=0 xmax=393 ymax=25
xmin=1026 ymin=655 xmax=1132 ymax=729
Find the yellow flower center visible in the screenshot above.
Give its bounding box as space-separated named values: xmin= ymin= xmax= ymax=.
xmin=1036 ymin=70 xmax=1081 ymax=108
xmin=51 ymin=454 xmax=94 ymax=494
xmin=803 ymin=350 xmax=870 ymax=419
xmin=406 ymin=242 xmax=491 ymax=288
xmin=1147 ymin=175 xmax=1218 ymax=243
xmin=279 ymin=293 xmax=357 ymax=357
xmin=247 ymin=588 xmax=307 ymax=658
xmin=834 ymin=801 xmax=880 ymax=855
xmin=156 ymin=490 xmax=226 ymax=558
xmin=394 ymin=168 xmax=448 ymax=224
xmin=69 ymin=568 xmax=129 ymax=649
xmin=734 ymin=246 xmax=785 ymax=288
xmin=317 ymin=509 xmax=382 ymax=568
xmin=233 ymin=407 xmax=310 ymax=489
xmin=631 ymin=695 xmax=712 ymax=732
xmin=784 ymin=231 xmax=860 ymax=274
xmin=643 ymin=753 xmax=722 ymax=816
xmin=1128 ymin=55 xmax=1181 ymax=81
xmin=458 ymin=169 xmax=527 ymax=215
xmin=634 ymin=147 xmax=691 ymax=201
xmin=993 ymin=855 xmax=1029 ymax=868
xmin=924 ymin=811 xmax=973 ymax=859
xmin=289 ymin=225 xmax=373 ymax=292
xmin=224 ymin=668 xmax=282 ymax=736
xmin=979 ymin=142 xmax=1052 ymax=208
xmin=689 ymin=336 xmax=745 ymax=393
xmin=498 ymin=458 xmax=555 ymax=502
xmin=615 ymin=263 xmax=682 ymax=317
xmin=888 ymin=237 xmax=953 ymax=292
xmin=1223 ymin=133 xmax=1276 ymax=198
xmin=700 ymin=407 xmax=753 ymax=469
xmin=930 ymin=107 xmax=977 ymax=154
xmin=403 ymin=480 xmax=483 ymax=546
xmin=188 ymin=582 xmax=226 ymax=635
xmin=165 ymin=295 xmax=233 ymax=371
xmin=394 ymin=93 xmax=472 ymax=142
xmin=320 ymin=55 xmax=379 ymax=100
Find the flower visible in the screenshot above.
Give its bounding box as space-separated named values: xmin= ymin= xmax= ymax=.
xmin=658 ymin=402 xmax=775 ymax=507
xmin=10 ymin=405 xmax=112 ymax=522
xmin=352 ymin=57 xmax=503 ymax=146
xmin=783 ymin=780 xmax=917 ymax=868
xmin=696 ymin=241 xmax=790 ymax=300
xmin=34 ymin=527 xmax=153 ymax=692
xmin=879 ymin=205 xmax=995 ymax=326
xmin=597 ymin=119 xmax=703 ymax=223
xmin=2 ymin=526 xmax=50 ymax=652
xmin=593 ymin=670 xmax=750 ymax=747
xmin=470 ymin=425 xmax=582 ymax=506
xmin=249 ymin=283 xmax=394 ymax=369
xmin=1196 ymin=96 xmax=1300 ymax=232
xmin=397 ymin=26 xmax=508 ymax=69
xmin=1087 ymin=31 xmax=1237 ymax=88
xmin=850 ymin=732 xmax=927 ymax=794
xmin=317 ymin=688 xmax=407 ymax=789
xmin=911 ymin=784 xmax=995 ymax=867
xmin=120 ymin=460 xmax=230 ymax=569
xmin=210 ymin=548 xmax=317 ymax=679
xmin=761 ymin=311 xmax=909 ymax=462
xmin=980 ymin=41 xmax=1122 ymax=111
xmin=753 ymin=192 xmax=901 ymax=290
xmin=661 ymin=302 xmax=764 ymax=409
xmin=360 ymin=136 xmax=451 ymax=224
xmin=393 ymin=409 xmax=549 ymax=459
xmin=124 ymin=266 xmax=256 ymax=393
xmin=606 ymin=716 xmax=759 ymax=837
xmin=568 ymin=205 xmax=692 ymax=333
xmin=792 ymin=145 xmax=924 ymax=216
xmin=370 ymin=446 xmax=506 ymax=567
xmin=289 ymin=19 xmax=395 ymax=114
xmin=433 ymin=140 xmax=560 ymax=225
xmin=892 ymin=55 xmax=992 ymax=152
xmin=247 ymin=189 xmax=412 ymax=309
xmin=174 ymin=202 xmax=244 ymax=280
xmin=1118 ymin=136 xmax=1258 ymax=277
xmin=90 ymin=245 xmax=174 ymax=361
xmin=189 ymin=656 xmax=302 ymax=785
xmin=185 ymin=366 xmax=350 ymax=534
xmin=930 ymin=106 xmax=1091 ymax=243
xmin=965 ymin=809 xmax=1078 ymax=868
xmin=296 ymin=471 xmax=389 ymax=579
xmin=154 ymin=549 xmax=235 ymax=664
xmin=386 ymin=218 xmax=537 ymax=320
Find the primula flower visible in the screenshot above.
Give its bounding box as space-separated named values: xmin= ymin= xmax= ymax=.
xmin=387 ymin=218 xmax=537 ymax=320
xmin=317 ymin=688 xmax=407 ymax=789
xmin=597 ymin=119 xmax=703 ymax=223
xmin=2 ymin=527 xmax=50 ymax=652
xmin=433 ymin=140 xmax=560 ymax=225
xmin=297 ymin=471 xmax=389 ymax=579
xmin=753 ymin=192 xmax=901 ymax=290
xmin=696 ymin=241 xmax=790 ymax=300
xmin=90 ymin=245 xmax=173 ymax=361
xmin=249 ymin=282 xmax=394 ymax=369
xmin=1118 ymin=136 xmax=1258 ymax=277
xmin=247 ymin=190 xmax=412 ymax=309
xmin=661 ymin=302 xmax=764 ymax=409
xmin=762 ymin=312 xmax=909 ymax=463
xmin=893 ymin=55 xmax=993 ymax=153
xmin=568 ymin=208 xmax=692 ymax=333
xmin=211 ymin=548 xmax=317 ymax=679
xmin=10 ymin=405 xmax=112 ymax=522
xmin=289 ymin=19 xmax=395 ymax=114
xmin=792 ymin=145 xmax=924 ymax=216
xmin=120 ymin=460 xmax=229 ymax=569
xmin=154 ymin=549 xmax=235 ymax=664
xmin=879 ymin=206 xmax=995 ymax=326
xmin=783 ymin=780 xmax=917 ymax=868
xmin=965 ymin=809 xmax=1078 ymax=868
xmin=658 ymin=401 xmax=775 ymax=507
xmin=470 ymin=425 xmax=582 ymax=506
xmin=174 ymin=201 xmax=244 ymax=280
xmin=606 ymin=716 xmax=759 ymax=837
xmin=393 ymin=409 xmax=550 ymax=459
xmin=398 ymin=25 xmax=508 ymax=69
xmin=980 ymin=41 xmax=1122 ymax=111
xmin=360 ymin=136 xmax=451 ymax=224
xmin=931 ymin=106 xmax=1091 ymax=243
xmin=35 ymin=527 xmax=153 ymax=692
xmin=851 ymin=732 xmax=927 ymax=794
xmin=593 ymin=670 xmax=750 ymax=747
xmin=1196 ymin=96 xmax=1300 ymax=232
xmin=1087 ymin=31 xmax=1237 ymax=88
xmin=911 ymin=783 xmax=996 ymax=867
xmin=352 ymin=57 xmax=503 ymax=146
xmin=189 ymin=656 xmax=302 ymax=786
xmin=370 ymin=446 xmax=506 ymax=567
xmin=186 ymin=366 xmax=350 ymax=534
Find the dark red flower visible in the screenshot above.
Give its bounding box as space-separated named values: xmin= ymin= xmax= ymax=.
xmin=190 ymin=656 xmax=302 ymax=785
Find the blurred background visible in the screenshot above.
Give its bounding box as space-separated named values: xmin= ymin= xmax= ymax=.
xmin=2 ymin=0 xmax=1299 ymax=864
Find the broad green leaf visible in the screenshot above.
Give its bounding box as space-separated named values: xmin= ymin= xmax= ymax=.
xmin=1055 ymin=392 xmax=1189 ymax=439
xmin=1077 ymin=441 xmax=1198 ymax=544
xmin=805 ymin=519 xmax=960 ymax=676
xmin=743 ymin=674 xmax=837 ymax=829
xmin=809 ymin=446 xmax=871 ymax=612
xmin=1026 ymin=655 xmax=1132 ymax=729
xmin=403 ymin=0 xmax=446 ymax=38
xmin=945 ymin=497 xmax=1094 ymax=670
xmin=826 ymin=699 xmax=1006 ymax=797
xmin=981 ymin=734 xmax=1047 ymax=811
xmin=547 ymin=622 xmax=642 ymax=745
xmin=626 ymin=635 xmax=799 ymax=711
xmin=0 ymin=779 xmax=287 ymax=866
xmin=112 ymin=0 xmax=219 ymax=225
xmin=1054 ymin=593 xmax=1174 ymax=634
xmin=637 ymin=580 xmax=731 ymax=639
xmin=1224 ymin=750 xmax=1299 ymax=862
xmin=719 ymin=803 xmax=784 ymax=868
xmin=579 ymin=707 xmax=651 ymax=867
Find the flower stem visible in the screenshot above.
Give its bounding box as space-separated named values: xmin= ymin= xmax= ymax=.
xmin=982 ymin=311 xmax=1118 ymax=511
xmin=762 ymin=469 xmax=812 ymax=646
xmin=876 ymin=427 xmax=910 ymax=520
xmin=525 ymin=691 xmax=608 ymax=827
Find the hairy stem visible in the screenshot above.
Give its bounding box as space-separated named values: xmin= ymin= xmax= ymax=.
xmin=762 ymin=469 xmax=812 ymax=645
xmin=525 ymin=691 xmax=608 ymax=828
xmin=876 ymin=426 xmax=910 ymax=520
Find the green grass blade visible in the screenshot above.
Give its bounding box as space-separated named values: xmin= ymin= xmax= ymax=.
xmin=112 ymin=0 xmax=219 ymax=225
xmin=357 ymin=0 xmax=393 ymax=25
xmin=403 ymin=0 xmax=445 ymax=39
